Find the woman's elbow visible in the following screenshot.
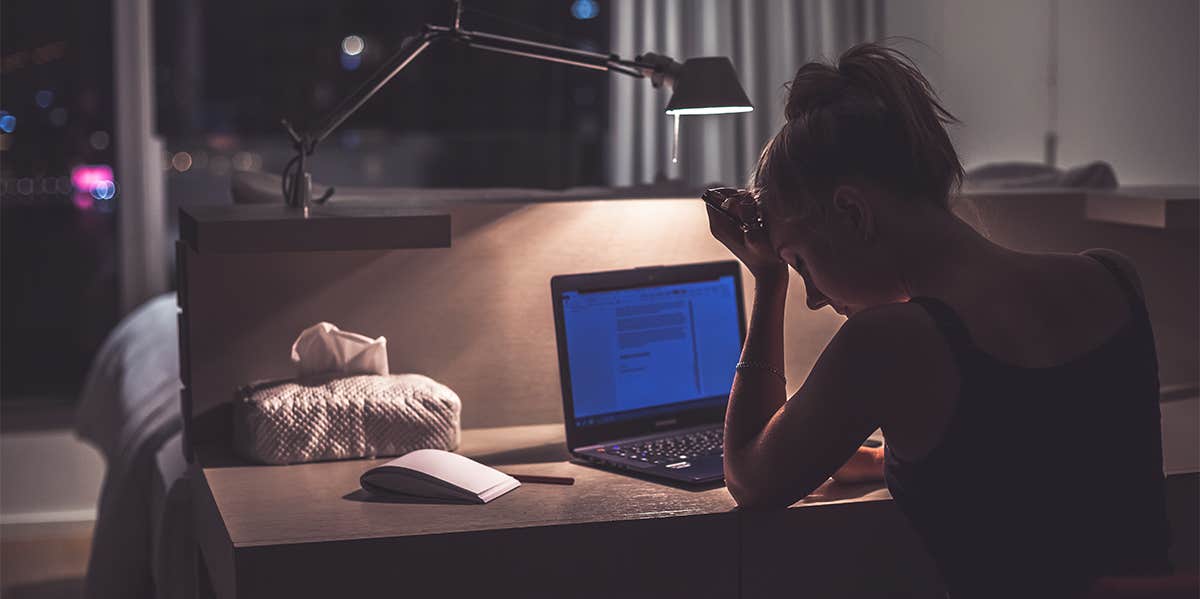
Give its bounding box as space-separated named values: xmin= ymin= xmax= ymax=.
xmin=728 ymin=487 xmax=786 ymax=510
xmin=724 ymin=462 xmax=792 ymax=509
xmin=727 ymin=481 xmax=794 ymax=509
xmin=725 ymin=454 xmax=829 ymax=509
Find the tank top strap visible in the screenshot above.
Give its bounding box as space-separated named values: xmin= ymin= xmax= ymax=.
xmin=1084 ymin=250 xmax=1148 ymax=319
xmin=907 ymin=296 xmax=974 ymax=353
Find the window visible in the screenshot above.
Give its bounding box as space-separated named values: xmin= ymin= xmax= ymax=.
xmin=1 ymin=0 xmax=118 ymax=401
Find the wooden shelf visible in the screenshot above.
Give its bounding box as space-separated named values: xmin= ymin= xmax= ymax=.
xmin=1084 ymin=185 xmax=1198 ymax=230
xmin=959 ymin=185 xmax=1198 ymax=230
xmin=179 ymin=203 xmax=451 ymax=253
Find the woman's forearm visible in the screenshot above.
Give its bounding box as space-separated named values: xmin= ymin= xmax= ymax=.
xmin=724 ymin=271 xmax=789 ymax=455
xmin=831 ymin=446 xmax=886 ymax=484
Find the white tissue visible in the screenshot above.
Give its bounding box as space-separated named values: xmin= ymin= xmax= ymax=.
xmin=290 ymin=322 xmax=389 ymax=379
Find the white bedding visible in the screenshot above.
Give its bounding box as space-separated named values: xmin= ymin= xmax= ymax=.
xmin=76 ymin=294 xmax=193 ymax=599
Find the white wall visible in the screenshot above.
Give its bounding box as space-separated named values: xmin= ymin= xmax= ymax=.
xmin=1056 ymin=0 xmax=1199 ymax=184
xmin=886 ymin=0 xmax=1199 ymax=185
xmin=0 ymin=431 xmax=104 ymax=525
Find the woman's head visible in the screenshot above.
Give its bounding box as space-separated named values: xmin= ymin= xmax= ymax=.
xmin=753 ymin=42 xmax=964 ymax=315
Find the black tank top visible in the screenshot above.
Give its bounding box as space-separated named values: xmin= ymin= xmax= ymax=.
xmin=884 ymin=250 xmax=1172 ymax=598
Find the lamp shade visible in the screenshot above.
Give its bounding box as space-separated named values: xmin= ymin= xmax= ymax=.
xmin=664 ymin=57 xmax=754 ymax=116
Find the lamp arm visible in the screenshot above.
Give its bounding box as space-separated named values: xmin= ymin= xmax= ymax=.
xmin=282 ymin=19 xmax=683 ymax=208
xmin=309 ymin=27 xmax=448 ymax=148
xmin=426 ymin=24 xmax=678 ymax=84
xmin=298 ymin=25 xmax=673 ymax=157
xmin=283 ymin=27 xmax=448 ymax=207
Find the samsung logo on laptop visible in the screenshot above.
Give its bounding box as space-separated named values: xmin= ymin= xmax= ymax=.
xmin=653 ymin=418 xmax=678 ymax=428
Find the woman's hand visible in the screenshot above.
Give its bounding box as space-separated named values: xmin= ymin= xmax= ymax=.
xmin=705 ymin=192 xmax=786 ymax=283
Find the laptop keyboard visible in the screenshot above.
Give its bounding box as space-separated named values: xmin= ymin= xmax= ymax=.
xmin=600 ymin=427 xmax=723 ymax=465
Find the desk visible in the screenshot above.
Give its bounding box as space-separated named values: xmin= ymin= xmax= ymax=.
xmin=192 ymin=425 xmax=943 ymax=598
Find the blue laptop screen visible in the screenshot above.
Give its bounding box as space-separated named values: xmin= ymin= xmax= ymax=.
xmin=560 ymin=275 xmax=741 ymax=427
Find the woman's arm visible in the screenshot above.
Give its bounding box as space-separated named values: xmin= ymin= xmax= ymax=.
xmin=722 ymin=271 xmax=790 ymax=501
xmin=723 ymin=271 xmax=885 ymax=492
xmin=831 ymin=445 xmax=886 ymax=484
xmin=724 ymin=302 xmax=947 ymax=508
xmin=705 ymin=195 xmax=944 ymax=508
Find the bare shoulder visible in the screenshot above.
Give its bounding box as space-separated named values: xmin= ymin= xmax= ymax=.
xmin=826 ymin=302 xmax=957 ymax=397
xmin=836 ymin=301 xmax=945 ymax=351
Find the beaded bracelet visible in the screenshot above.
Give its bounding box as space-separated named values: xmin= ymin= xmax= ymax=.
xmin=735 ymin=361 xmax=786 ymax=384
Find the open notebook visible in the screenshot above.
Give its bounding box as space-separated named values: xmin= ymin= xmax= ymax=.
xmin=360 ymin=449 xmax=521 ymax=504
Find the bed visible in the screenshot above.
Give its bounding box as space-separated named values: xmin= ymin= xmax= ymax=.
xmin=75 ymin=294 xmax=194 ymax=599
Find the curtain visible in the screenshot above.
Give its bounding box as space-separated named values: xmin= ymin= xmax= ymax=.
xmin=608 ymin=0 xmax=884 ymax=188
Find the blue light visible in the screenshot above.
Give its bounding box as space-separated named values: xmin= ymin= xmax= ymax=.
xmin=91 ymin=180 xmax=116 ymax=200
xmin=340 ymin=129 xmax=362 ymax=149
xmin=35 ymin=90 xmax=54 ymax=108
xmin=0 ymin=113 xmax=14 ymax=133
xmin=339 ymin=52 xmax=362 ymax=71
xmin=571 ymin=0 xmax=598 ymax=20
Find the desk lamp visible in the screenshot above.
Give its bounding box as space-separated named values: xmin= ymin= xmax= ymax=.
xmin=280 ymin=1 xmax=753 ymax=209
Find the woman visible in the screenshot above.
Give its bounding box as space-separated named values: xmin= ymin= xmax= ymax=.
xmin=709 ymin=43 xmax=1171 ymax=597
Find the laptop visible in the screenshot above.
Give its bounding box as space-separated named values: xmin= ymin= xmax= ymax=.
xmin=551 ymin=261 xmax=746 ymax=485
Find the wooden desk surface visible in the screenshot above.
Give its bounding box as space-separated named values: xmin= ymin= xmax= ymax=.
xmin=196 ymin=424 xmax=889 ymax=549
xmin=192 ymin=424 xmax=911 ymax=598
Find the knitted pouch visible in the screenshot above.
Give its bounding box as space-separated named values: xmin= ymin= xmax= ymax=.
xmin=232 ymin=374 xmax=461 ymax=465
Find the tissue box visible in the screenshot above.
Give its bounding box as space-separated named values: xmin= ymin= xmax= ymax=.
xmin=233 ymin=374 xmax=461 ymax=465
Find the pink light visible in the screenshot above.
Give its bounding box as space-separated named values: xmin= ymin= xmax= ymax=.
xmin=71 ymin=164 xmax=114 ymax=193
xmin=72 ymin=191 xmax=94 ymax=211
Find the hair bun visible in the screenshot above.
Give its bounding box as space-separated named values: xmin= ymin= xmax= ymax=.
xmin=760 ymin=42 xmax=963 ymax=211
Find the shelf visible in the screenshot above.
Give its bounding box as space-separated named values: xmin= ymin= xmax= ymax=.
xmin=959 ymin=185 xmax=1198 ymax=230
xmin=1084 ymin=185 xmax=1198 ymax=230
xmin=179 ymin=203 xmax=451 ymax=253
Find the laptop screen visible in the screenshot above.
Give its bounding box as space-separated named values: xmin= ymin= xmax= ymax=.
xmin=559 ymin=275 xmax=742 ymax=428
